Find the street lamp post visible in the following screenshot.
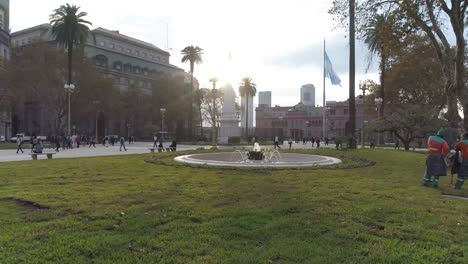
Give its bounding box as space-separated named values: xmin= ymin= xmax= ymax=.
xmin=93 ymin=100 xmax=100 ymax=143
xmin=374 ymin=97 xmax=383 ymax=146
xmin=160 ymin=108 xmax=166 ymax=139
xmin=64 ymin=84 xmax=75 ymax=136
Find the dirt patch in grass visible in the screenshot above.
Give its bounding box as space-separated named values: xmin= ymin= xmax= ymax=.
xmin=0 ymin=197 xmax=50 ymax=211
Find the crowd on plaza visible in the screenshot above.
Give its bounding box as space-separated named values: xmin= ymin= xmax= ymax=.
xmin=14 ymin=134 xmax=139 ymax=154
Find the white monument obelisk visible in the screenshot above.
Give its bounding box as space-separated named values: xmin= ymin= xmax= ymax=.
xmin=219 ymin=83 xmax=240 ymax=143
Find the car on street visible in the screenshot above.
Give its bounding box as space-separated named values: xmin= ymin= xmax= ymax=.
xmin=0 ymin=135 xmax=5 ymax=143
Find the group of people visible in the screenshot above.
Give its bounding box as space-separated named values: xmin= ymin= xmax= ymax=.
xmin=274 ymin=136 xmax=328 ymax=150
xmin=424 ymin=129 xmax=467 ymax=190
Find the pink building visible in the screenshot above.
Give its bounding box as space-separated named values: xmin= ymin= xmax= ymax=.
xmin=255 ymin=97 xmax=372 ymax=141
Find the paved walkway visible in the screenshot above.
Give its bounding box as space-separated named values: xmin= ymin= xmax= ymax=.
xmin=0 ymin=141 xmax=427 ymax=163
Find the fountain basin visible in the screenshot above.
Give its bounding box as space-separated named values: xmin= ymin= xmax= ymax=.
xmin=174 ymin=152 xmax=342 ymax=168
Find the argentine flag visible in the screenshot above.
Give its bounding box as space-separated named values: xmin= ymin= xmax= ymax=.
xmin=324 ymin=52 xmax=342 ymax=86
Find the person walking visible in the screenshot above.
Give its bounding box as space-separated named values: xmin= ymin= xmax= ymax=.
xmin=119 ymin=136 xmax=127 ymax=152
xmin=325 ymin=137 xmax=329 ymax=146
xmin=16 ymin=137 xmax=24 ymax=154
xmin=288 ymin=138 xmax=293 ymax=150
xmin=423 ymin=130 xmax=450 ymax=188
xmin=54 ymin=136 xmax=60 ymax=152
xmin=316 ymin=138 xmax=321 ymax=148
xmin=153 ymin=134 xmax=158 ymax=148
xmin=395 ymin=140 xmax=400 ymax=150
xmin=89 ymin=137 xmax=96 ymax=148
xmin=453 ymin=133 xmax=468 ymax=189
xmin=311 ymin=137 xmax=315 ymax=148
xmin=274 ymin=136 xmax=281 ymax=149
xmin=76 ymin=135 xmax=81 ymax=148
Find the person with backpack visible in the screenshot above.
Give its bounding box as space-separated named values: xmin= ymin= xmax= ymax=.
xmin=423 ymin=129 xmax=450 ymax=188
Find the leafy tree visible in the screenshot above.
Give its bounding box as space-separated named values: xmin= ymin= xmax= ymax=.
xmin=181 ymin=45 xmax=203 ymax=138
xmin=369 ymin=35 xmax=448 ymax=149
xmin=207 ymin=77 xmax=222 ymax=147
xmin=238 ymin=77 xmax=257 ymax=138
xmin=330 ymin=0 xmax=466 ymax=131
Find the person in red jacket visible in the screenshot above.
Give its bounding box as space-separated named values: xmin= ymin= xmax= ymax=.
xmin=423 ymin=129 xmax=450 ymax=188
xmin=453 ymin=133 xmax=468 ymax=189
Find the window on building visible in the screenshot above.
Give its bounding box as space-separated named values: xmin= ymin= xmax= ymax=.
xmin=157 ymin=56 xmax=160 ymax=62
xmin=109 ymin=43 xmax=115 ymax=49
xmin=142 ymin=52 xmax=147 ymax=58
xmin=135 ymin=67 xmax=140 ymax=74
xmin=119 ymin=46 xmax=124 ymax=52
xmin=123 ymin=64 xmax=132 ymax=72
xmin=330 ymin=109 xmax=336 ymax=116
xmin=99 ymin=41 xmax=105 ymax=47
xmin=114 ymin=62 xmax=122 ymax=70
xmin=135 ymin=50 xmax=140 ymax=56
xmin=126 ymin=49 xmax=131 ymax=54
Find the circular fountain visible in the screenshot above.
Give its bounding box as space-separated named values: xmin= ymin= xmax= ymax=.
xmin=174 ymin=149 xmax=342 ymax=168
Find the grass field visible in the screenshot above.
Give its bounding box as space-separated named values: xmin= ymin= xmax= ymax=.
xmin=0 ymin=149 xmax=467 ymax=263
xmin=0 ymin=143 xmax=18 ymax=150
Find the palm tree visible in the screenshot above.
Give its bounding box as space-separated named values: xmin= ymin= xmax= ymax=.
xmin=209 ymin=77 xmax=218 ymax=147
xmin=363 ymin=13 xmax=395 ymax=147
xmin=363 ymin=13 xmax=394 ymax=121
xmin=50 ymin=3 xmax=91 ymax=136
xmin=238 ymin=77 xmax=257 ymax=139
xmin=181 ymin=46 xmax=203 ymax=139
xmin=50 ymin=4 xmax=92 ymax=86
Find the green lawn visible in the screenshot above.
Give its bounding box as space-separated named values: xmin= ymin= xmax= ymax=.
xmin=0 ymin=149 xmax=467 ymax=263
xmin=0 ymin=143 xmax=18 ymax=150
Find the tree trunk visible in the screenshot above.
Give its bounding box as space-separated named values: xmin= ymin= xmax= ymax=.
xmin=211 ymin=90 xmax=216 ymax=147
xmin=68 ymin=43 xmax=73 ymax=85
xmin=189 ymin=72 xmax=193 ymax=140
xmin=199 ymin=101 xmax=203 ymax=139
xmin=245 ymin=95 xmax=249 ymax=139
xmin=348 ymin=0 xmax=356 ymax=149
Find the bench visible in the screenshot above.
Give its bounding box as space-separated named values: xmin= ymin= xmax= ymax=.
xmin=30 ymin=152 xmax=56 ymax=160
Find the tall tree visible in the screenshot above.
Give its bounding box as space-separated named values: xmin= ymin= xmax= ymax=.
xmin=181 ymin=45 xmax=203 ymax=139
xmin=49 ymin=3 xmax=92 ymax=86
xmin=238 ymin=77 xmax=257 ymax=138
xmin=209 ymin=77 xmax=218 ymax=147
xmin=363 ymin=13 xmax=397 ymax=118
xmin=349 ymin=0 xmax=357 ymax=148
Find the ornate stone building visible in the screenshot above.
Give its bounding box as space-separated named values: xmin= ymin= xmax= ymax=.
xmin=0 ymin=0 xmax=11 ymax=140
xmin=10 ymin=24 xmax=194 ymax=137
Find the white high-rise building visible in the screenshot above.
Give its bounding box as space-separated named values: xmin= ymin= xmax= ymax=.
xmin=258 ymin=91 xmax=272 ymax=107
xmin=300 ymin=84 xmax=315 ymax=106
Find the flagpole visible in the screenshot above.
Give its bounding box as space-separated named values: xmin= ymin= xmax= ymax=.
xmin=323 ymin=39 xmax=326 ymax=141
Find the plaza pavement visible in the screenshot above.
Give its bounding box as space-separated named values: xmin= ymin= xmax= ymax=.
xmin=0 ymin=141 xmax=426 ymax=163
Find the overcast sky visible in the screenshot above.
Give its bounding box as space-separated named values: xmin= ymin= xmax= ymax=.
xmin=10 ymin=0 xmax=379 ymax=107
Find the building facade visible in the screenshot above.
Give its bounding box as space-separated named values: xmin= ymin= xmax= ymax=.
xmin=0 ymin=0 xmax=11 ymax=140
xmin=10 ymin=24 xmax=192 ymax=137
xmin=300 ymin=84 xmax=315 ymax=106
xmin=258 ymin=91 xmax=272 ymax=107
xmin=256 ymin=97 xmax=371 ymax=141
